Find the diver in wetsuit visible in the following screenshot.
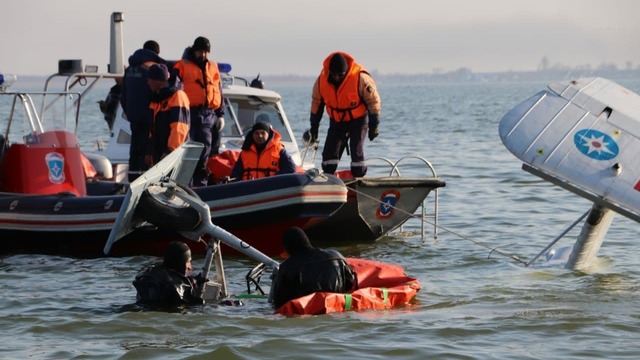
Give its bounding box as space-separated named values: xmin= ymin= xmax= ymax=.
xmin=271 ymin=227 xmax=357 ymax=309
xmin=133 ymin=241 xmax=204 ymax=307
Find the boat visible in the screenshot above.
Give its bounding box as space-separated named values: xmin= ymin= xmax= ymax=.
xmin=0 ymin=12 xmax=443 ymax=258
xmin=0 ymin=85 xmax=346 ymax=258
xmin=92 ymin=13 xmax=445 ymax=245
xmin=274 ymin=257 xmax=420 ymax=315
xmin=92 ymin=12 xmax=444 ymax=246
xmin=0 ymin=13 xmax=349 ymax=258
xmin=499 ymin=77 xmax=640 ymax=271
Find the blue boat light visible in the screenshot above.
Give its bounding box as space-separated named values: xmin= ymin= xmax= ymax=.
xmin=218 ymin=63 xmax=232 ymax=73
xmin=0 ymin=73 xmax=17 ymax=90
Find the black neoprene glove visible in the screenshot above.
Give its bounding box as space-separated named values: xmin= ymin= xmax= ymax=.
xmin=310 ymin=124 xmax=319 ymax=142
xmin=368 ymin=113 xmax=380 ymax=141
xmin=368 ymin=125 xmax=379 ymax=141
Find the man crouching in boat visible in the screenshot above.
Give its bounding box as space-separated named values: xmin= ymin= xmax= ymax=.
xmin=229 ymin=118 xmax=298 ymax=181
xmin=271 ymin=227 xmax=357 ymax=309
xmin=133 ymin=241 xmax=204 ymax=308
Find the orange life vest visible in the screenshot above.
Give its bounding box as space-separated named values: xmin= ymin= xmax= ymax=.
xmin=239 ymin=131 xmax=284 ymax=180
xmin=174 ymin=59 xmax=222 ymax=109
xmin=318 ymin=56 xmax=368 ymax=122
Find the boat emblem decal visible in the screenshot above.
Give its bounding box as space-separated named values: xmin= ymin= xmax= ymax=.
xmin=376 ymin=190 xmax=400 ymax=219
xmin=45 ymin=152 xmax=66 ymax=184
xmin=53 ymin=201 xmax=63 ymax=212
xmin=573 ymin=129 xmax=619 ymax=161
xmin=104 ymin=199 xmax=114 ymax=210
xmin=9 ymin=200 xmax=18 ymax=211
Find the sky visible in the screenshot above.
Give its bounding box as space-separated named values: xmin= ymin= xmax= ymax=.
xmin=2 ymin=0 xmax=639 ymax=77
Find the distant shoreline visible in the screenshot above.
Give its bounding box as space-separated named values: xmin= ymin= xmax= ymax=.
xmin=8 ymin=68 xmax=640 ymax=89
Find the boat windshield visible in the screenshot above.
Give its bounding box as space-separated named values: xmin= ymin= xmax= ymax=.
xmin=222 ymin=96 xmax=292 ymax=142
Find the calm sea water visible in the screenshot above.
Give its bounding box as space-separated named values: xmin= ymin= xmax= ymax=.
xmin=2 ymin=78 xmax=640 ymax=359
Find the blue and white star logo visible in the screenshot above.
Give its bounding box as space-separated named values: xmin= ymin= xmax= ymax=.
xmin=45 ymin=152 xmax=66 ymax=184
xmin=573 ymin=129 xmax=619 ymax=161
xmin=376 ymin=190 xmax=400 ymax=219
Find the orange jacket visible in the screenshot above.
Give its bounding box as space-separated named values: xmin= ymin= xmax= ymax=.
xmin=173 ymin=59 xmax=222 ymax=109
xmin=149 ymin=89 xmax=190 ymax=162
xmin=238 ymin=131 xmax=285 ymax=180
xmin=317 ymin=52 xmax=368 ymax=122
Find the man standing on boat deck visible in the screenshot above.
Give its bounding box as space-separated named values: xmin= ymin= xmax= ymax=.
xmin=173 ymin=36 xmax=225 ymax=187
xmin=309 ymin=51 xmax=381 ymax=177
xmin=121 ymin=40 xmax=166 ymax=182
xmin=145 ymin=64 xmax=190 ymax=165
xmin=271 ymin=227 xmax=357 ymax=309
xmin=230 ymin=118 xmax=298 ymax=181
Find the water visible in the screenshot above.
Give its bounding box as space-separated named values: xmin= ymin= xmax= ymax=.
xmin=2 ymin=79 xmax=640 ymax=359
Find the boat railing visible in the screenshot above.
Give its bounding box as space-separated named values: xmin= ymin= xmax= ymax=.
xmin=1 ymin=90 xmax=82 ymax=143
xmin=41 ymin=72 xmax=121 ymax=126
xmin=366 ymin=155 xmax=441 ymax=240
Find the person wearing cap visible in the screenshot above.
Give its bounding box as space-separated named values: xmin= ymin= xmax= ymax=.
xmin=173 ymin=36 xmax=226 ymax=187
xmin=271 ymin=227 xmax=357 ymax=309
xmin=121 ymin=40 xmax=166 ymax=182
xmin=133 ymin=241 xmax=204 ymax=307
xmin=309 ymin=51 xmax=381 ymax=177
xmin=146 ymin=63 xmax=190 ymax=165
xmin=229 ymin=116 xmax=297 ymax=181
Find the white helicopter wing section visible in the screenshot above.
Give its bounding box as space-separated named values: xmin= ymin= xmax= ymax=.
xmin=499 ymin=77 xmax=640 ymax=223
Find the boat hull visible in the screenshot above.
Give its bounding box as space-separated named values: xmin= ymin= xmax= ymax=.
xmin=0 ymin=173 xmax=347 ymax=257
xmin=305 ymin=177 xmax=445 ymax=243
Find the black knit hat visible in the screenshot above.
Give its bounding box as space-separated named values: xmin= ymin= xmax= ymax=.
xmin=329 ymin=53 xmax=348 ymax=73
xmin=143 ymin=40 xmax=160 ymax=54
xmin=282 ymin=227 xmax=313 ymax=255
xmin=192 ymin=36 xmax=211 ymax=52
xmin=163 ymin=241 xmax=191 ymax=273
xmin=252 ymin=120 xmax=271 ymax=132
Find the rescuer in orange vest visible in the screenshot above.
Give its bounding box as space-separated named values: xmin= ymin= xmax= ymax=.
xmin=173 ymin=36 xmax=225 ymax=187
xmin=309 ymin=52 xmax=381 ymax=177
xmin=230 ymin=117 xmax=297 ymax=180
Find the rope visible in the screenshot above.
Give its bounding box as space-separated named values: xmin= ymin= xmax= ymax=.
xmin=317 ymin=172 xmax=528 ymax=265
